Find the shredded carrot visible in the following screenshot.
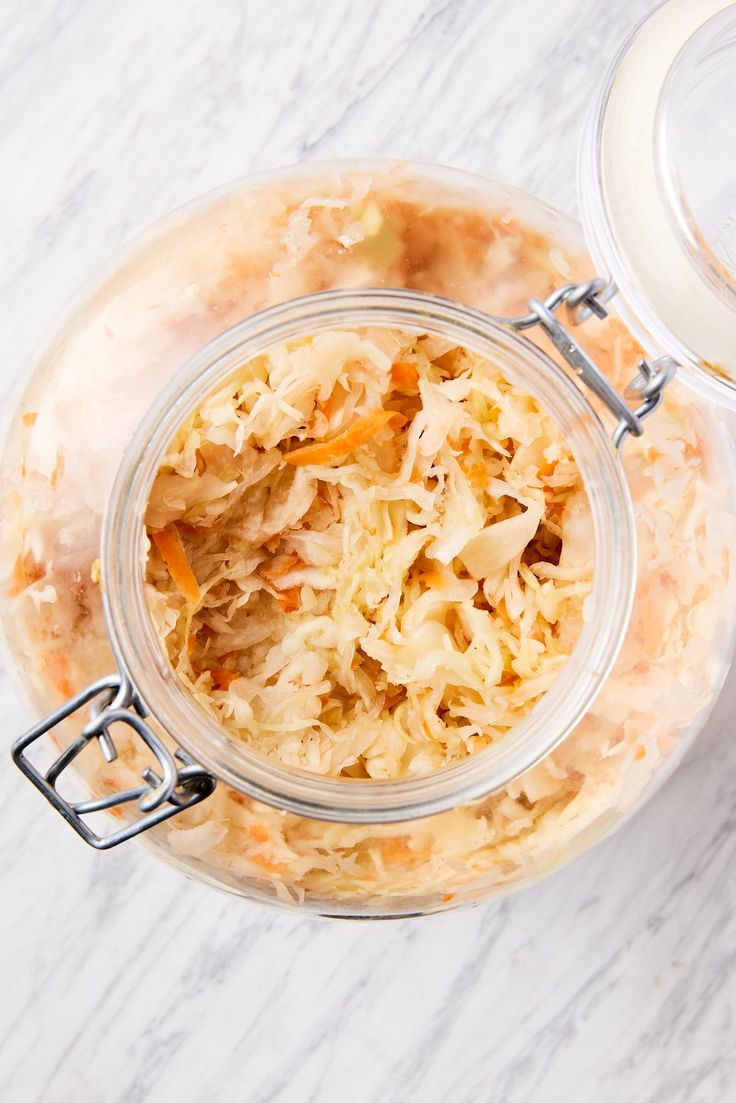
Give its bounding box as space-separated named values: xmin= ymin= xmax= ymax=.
xmin=250 ymin=853 xmax=287 ymax=875
xmin=283 ymin=408 xmax=398 ymax=467
xmin=49 ymin=452 xmax=65 ymax=490
xmin=384 ymin=837 xmax=424 ymax=865
xmin=465 ymin=461 xmax=487 ymax=489
xmin=187 ymin=632 xmax=197 ymax=657
xmin=316 ymin=395 xmax=333 ymax=418
xmin=261 ymin=554 xmax=302 ymax=585
xmin=442 ymin=893 xmax=455 ymax=902
xmin=634 ymin=745 xmax=647 ymax=761
xmin=150 ymin=528 xmax=201 ymax=605
xmin=249 ymin=824 xmax=270 ymax=843
xmin=42 ymin=651 xmax=73 ymax=698
xmin=211 ymin=668 xmax=238 ymax=690
xmin=21 ymin=412 xmax=38 ymax=427
xmin=7 ymin=554 xmax=45 ymax=596
xmin=390 ymin=361 xmax=419 ymax=392
xmin=275 ymin=586 xmax=302 ymax=612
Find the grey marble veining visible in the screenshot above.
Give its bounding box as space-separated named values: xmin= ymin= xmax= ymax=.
xmin=1 ymin=1 xmax=735 ymax=1100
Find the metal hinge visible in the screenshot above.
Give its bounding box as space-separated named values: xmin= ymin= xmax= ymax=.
xmin=501 ymin=278 xmax=677 ymax=450
xmin=11 ymin=674 xmax=216 ymax=849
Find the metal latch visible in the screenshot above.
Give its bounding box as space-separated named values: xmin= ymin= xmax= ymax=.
xmin=11 ymin=673 xmax=216 ymax=849
xmin=500 ymin=278 xmax=677 ymax=449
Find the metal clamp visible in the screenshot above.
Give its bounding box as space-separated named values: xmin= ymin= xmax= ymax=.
xmin=501 ymin=278 xmax=677 ymax=450
xmin=11 ymin=674 xmax=216 ymax=849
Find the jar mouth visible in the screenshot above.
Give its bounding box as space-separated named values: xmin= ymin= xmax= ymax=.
xmin=102 ymin=288 xmax=636 ymax=824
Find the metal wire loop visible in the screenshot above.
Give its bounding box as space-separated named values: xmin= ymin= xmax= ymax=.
xmin=10 ymin=674 xmax=216 ymax=849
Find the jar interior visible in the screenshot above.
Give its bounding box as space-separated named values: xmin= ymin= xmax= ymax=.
xmin=103 ymin=289 xmax=637 ymax=825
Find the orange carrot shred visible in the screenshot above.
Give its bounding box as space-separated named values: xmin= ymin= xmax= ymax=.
xmin=384 ymin=837 xmax=421 ymax=865
xmin=49 ymin=452 xmax=65 ymax=490
xmin=250 ymin=853 xmax=287 ymax=875
xmin=260 ymin=554 xmax=301 ymax=585
xmin=249 ymin=824 xmax=270 ymax=843
xmin=7 ymin=554 xmax=45 ymax=597
xmin=187 ymin=632 xmax=197 ymax=657
xmin=390 ymin=361 xmax=419 ymax=392
xmin=275 ymin=586 xmax=302 ymax=612
xmin=465 ymin=461 xmax=487 ymax=489
xmin=22 ymin=412 xmax=38 ymax=427
xmin=210 ymin=668 xmax=238 ymax=690
xmin=151 ymin=528 xmax=201 ymax=605
xmin=42 ymin=651 xmax=73 ymax=698
xmin=283 ymin=408 xmax=397 ymax=467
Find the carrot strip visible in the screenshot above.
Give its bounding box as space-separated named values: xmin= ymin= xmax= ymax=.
xmin=21 ymin=412 xmax=38 ymax=427
xmin=383 ymin=837 xmax=427 ymax=865
xmin=260 ymin=554 xmax=301 ymax=585
xmin=49 ymin=452 xmax=65 ymax=490
xmin=7 ymin=554 xmax=45 ymax=596
xmin=150 ymin=528 xmax=201 ymax=605
xmin=249 ymin=824 xmax=270 ymax=843
xmin=465 ymin=461 xmax=488 ymax=489
xmin=210 ymin=668 xmax=238 ymax=690
xmin=283 ymin=409 xmax=397 ymax=467
xmin=250 ymin=853 xmax=287 ymax=875
xmin=390 ymin=361 xmax=419 ymax=392
xmin=42 ymin=651 xmax=73 ymax=698
xmin=275 ymin=586 xmax=302 ymax=613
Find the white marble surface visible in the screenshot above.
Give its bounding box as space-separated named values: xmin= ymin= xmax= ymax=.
xmin=2 ymin=0 xmax=735 ymax=1100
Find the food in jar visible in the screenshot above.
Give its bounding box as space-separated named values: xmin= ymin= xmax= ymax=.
xmin=2 ymin=164 xmax=734 ymax=910
xmin=145 ymin=329 xmax=591 ymax=779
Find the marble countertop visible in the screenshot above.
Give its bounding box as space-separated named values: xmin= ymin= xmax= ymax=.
xmin=2 ymin=1 xmax=735 ymax=1100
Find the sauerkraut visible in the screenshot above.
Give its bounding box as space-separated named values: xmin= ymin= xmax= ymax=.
xmin=2 ymin=162 xmax=734 ymax=914
xmin=144 ymin=330 xmax=591 ymax=778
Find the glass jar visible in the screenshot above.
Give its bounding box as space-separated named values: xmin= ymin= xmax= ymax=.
xmin=5 ymin=0 xmax=736 ymax=916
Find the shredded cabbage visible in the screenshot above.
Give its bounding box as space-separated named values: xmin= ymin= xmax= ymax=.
xmin=145 ymin=330 xmax=591 ymax=778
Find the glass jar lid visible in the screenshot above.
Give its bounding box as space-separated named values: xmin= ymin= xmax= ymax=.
xmin=580 ymin=0 xmax=736 ymax=408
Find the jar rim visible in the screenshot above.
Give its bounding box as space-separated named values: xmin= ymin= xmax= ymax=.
xmin=102 ymin=288 xmax=637 ymax=823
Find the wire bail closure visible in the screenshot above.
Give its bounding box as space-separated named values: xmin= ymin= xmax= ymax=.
xmin=502 ymin=278 xmax=677 ymax=450
xmin=11 ymin=674 xmax=216 ymax=848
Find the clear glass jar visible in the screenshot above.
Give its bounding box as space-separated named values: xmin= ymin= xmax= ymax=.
xmin=5 ymin=2 xmax=736 ymax=917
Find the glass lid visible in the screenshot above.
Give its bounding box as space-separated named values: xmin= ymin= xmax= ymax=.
xmin=580 ymin=0 xmax=736 ymax=408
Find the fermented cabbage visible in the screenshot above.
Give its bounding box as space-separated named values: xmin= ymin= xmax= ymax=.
xmin=145 ymin=330 xmax=591 ymax=779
